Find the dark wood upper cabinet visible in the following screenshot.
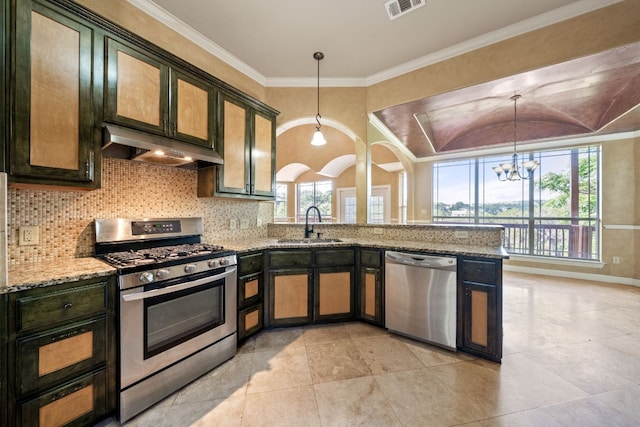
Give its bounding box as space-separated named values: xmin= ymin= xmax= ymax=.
xmin=9 ymin=0 xmax=102 ymax=188
xmin=104 ymin=38 xmax=215 ymax=148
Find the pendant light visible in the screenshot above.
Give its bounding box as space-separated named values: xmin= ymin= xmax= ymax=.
xmin=310 ymin=51 xmax=327 ymax=146
xmin=492 ymin=94 xmax=539 ymax=181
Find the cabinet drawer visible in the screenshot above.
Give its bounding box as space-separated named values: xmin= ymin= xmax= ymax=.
xmin=15 ymin=282 xmax=108 ymax=333
xmin=238 ymin=273 xmax=263 ymax=308
xmin=16 ymin=317 xmax=108 ymax=396
xmin=461 ymin=259 xmax=498 ymax=284
xmin=269 ymin=250 xmax=312 ymax=268
xmin=238 ymin=252 xmax=263 ymax=276
xmin=315 ymin=249 xmax=355 ymax=266
xmin=238 ymin=303 xmax=263 ymax=340
xmin=360 ymin=249 xmax=382 ymax=267
xmin=18 ymin=368 xmax=107 ymax=427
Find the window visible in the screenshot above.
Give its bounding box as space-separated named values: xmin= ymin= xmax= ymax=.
xmin=433 ymin=146 xmax=600 ymax=260
xmin=297 ymin=181 xmax=332 ymax=222
xmin=399 ymin=172 xmax=407 ymax=224
xmin=274 ymin=183 xmax=288 ymax=222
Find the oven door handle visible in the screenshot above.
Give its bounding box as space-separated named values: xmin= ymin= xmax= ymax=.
xmin=121 ymin=266 xmax=237 ymax=302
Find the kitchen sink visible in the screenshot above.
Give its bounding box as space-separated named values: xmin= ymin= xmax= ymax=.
xmin=277 ymin=238 xmax=343 ymax=244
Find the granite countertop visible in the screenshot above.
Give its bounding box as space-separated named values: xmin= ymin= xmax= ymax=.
xmin=3 ymin=238 xmax=507 ymax=294
xmin=219 ymin=237 xmax=509 ymax=259
xmin=5 ymin=257 xmax=116 ymax=294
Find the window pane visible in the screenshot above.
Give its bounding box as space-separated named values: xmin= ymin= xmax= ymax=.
xmin=432 ymin=159 xmax=475 ymax=223
xmin=343 ymin=196 xmax=356 ymax=224
xmin=432 ymin=145 xmax=600 ymax=261
xmin=274 ymin=183 xmax=288 ymax=222
xmin=370 ymin=195 xmax=384 ymax=224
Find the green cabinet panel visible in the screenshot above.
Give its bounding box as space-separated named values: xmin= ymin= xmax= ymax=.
xmin=357 ymin=248 xmax=384 ymax=326
xmin=6 ymin=275 xmax=117 ymax=426
xmin=17 ymin=368 xmax=108 ymax=427
xmin=105 ymin=37 xmax=215 ymax=148
xmin=15 ymin=281 xmax=108 ymax=333
xmin=198 ymin=91 xmax=277 ymax=200
xmin=9 ymin=0 xmax=102 ymax=188
xmin=237 ymin=251 xmax=265 ymax=341
xmin=16 ymin=316 xmax=108 ymax=396
xmin=458 ymin=256 xmax=503 ymax=362
xmin=266 ymin=248 xmax=356 ymax=326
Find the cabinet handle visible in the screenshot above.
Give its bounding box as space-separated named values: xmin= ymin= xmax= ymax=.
xmin=163 ymin=120 xmax=168 ymax=134
xmin=173 ymin=122 xmax=177 ymax=136
xmin=51 ymin=384 xmax=85 ymax=401
xmin=63 ymin=302 xmax=73 ymax=310
xmin=245 ymin=184 xmax=250 ymax=193
xmin=85 ymin=151 xmax=94 ymax=180
xmin=51 ymin=328 xmax=87 ymax=343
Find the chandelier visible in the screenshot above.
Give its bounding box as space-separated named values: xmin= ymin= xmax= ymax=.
xmin=492 ymin=94 xmax=539 ymax=181
xmin=310 ymin=51 xmax=327 ymax=146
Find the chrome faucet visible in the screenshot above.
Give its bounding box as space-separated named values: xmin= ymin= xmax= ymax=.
xmin=304 ymin=205 xmax=322 ymax=238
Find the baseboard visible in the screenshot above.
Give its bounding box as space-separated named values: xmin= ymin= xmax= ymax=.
xmin=504 ymin=264 xmax=640 ymax=287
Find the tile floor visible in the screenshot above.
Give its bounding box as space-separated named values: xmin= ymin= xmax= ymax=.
xmin=103 ymin=272 xmax=640 ymax=426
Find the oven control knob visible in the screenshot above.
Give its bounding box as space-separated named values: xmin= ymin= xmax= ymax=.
xmin=156 ymin=269 xmax=170 ymax=280
xmin=219 ymin=258 xmax=229 ymax=266
xmin=184 ymin=264 xmax=197 ymax=274
xmin=139 ymin=272 xmax=154 ymax=284
xmin=208 ymin=259 xmax=220 ymax=268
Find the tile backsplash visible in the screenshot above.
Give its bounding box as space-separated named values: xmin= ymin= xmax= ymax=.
xmin=8 ymin=158 xmax=272 ymax=266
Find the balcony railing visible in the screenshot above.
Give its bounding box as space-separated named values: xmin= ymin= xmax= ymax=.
xmin=433 ymin=216 xmax=599 ymax=260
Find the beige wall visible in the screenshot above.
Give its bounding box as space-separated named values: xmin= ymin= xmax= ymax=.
xmin=367 ymin=0 xmax=640 ymax=111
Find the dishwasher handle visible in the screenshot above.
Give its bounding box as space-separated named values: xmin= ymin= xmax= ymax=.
xmin=385 ymin=250 xmax=456 ymax=269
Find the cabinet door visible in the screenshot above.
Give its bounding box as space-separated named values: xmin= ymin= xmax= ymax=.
xmin=11 ymin=1 xmax=98 ymax=184
xmin=16 ymin=317 xmax=107 ymax=396
xmin=250 ymin=109 xmax=275 ymax=197
xmin=217 ymin=93 xmax=250 ymax=195
xmin=359 ymin=267 xmax=383 ymax=325
xmin=170 ymin=68 xmax=214 ymax=148
xmin=18 ymin=368 xmax=108 ymax=427
xmin=105 ymin=38 xmax=169 ymax=135
xmin=238 ymin=303 xmax=263 ymax=341
xmin=268 ymin=269 xmax=313 ymax=326
xmin=315 ymin=266 xmax=354 ymax=322
xmin=462 ymin=282 xmax=499 ymax=359
xmin=238 ymin=272 xmax=263 ymax=308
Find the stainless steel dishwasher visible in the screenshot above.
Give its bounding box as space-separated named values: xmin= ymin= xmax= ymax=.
xmin=385 ymin=251 xmax=457 ymax=350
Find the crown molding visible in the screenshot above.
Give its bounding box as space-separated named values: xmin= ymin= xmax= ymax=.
xmin=129 ymin=0 xmax=620 ymax=88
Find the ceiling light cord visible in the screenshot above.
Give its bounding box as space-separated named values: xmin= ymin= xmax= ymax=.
xmin=311 ymin=51 xmax=327 ymax=146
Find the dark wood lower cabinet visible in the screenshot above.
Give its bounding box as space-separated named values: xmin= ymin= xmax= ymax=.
xmin=237 ymin=252 xmax=265 ymax=341
xmin=5 ymin=275 xmax=117 ymax=426
xmin=357 ymin=248 xmax=384 ymax=326
xmin=458 ymin=257 xmax=503 ymax=362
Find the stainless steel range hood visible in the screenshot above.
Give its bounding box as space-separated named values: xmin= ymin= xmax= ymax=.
xmin=102 ymin=124 xmax=223 ymax=169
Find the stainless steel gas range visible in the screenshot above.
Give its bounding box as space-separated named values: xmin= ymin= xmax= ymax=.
xmin=95 ymin=217 xmax=237 ymax=422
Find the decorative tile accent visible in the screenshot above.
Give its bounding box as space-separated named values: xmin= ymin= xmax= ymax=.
xmin=7 ymin=158 xmax=271 ymax=266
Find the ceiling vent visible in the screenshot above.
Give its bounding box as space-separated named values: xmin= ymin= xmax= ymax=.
xmin=385 ymin=0 xmax=426 ymax=20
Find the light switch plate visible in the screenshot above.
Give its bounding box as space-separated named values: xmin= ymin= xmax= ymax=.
xmin=19 ymin=225 xmax=39 ymax=245
xmin=229 ymin=219 xmax=238 ymax=230
xmin=454 ymin=230 xmax=469 ymax=239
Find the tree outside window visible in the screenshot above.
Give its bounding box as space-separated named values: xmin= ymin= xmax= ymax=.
xmin=297 ymin=181 xmax=332 ymax=222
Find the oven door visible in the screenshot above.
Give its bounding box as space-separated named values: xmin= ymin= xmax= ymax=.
xmin=120 ymin=265 xmax=237 ymax=389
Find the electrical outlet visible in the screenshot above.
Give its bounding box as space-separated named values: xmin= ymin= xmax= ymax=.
xmin=19 ymin=225 xmax=39 ymax=246
xmin=373 ymin=227 xmax=384 ymax=235
xmin=257 ymin=218 xmax=262 ymax=227
xmin=613 ymin=256 xmax=621 ymax=264
xmin=229 ymin=219 xmax=238 ymax=230
xmin=240 ymin=219 xmax=249 ymax=229
xmin=454 ymin=230 xmax=469 ymax=239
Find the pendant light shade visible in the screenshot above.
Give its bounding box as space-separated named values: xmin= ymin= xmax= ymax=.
xmin=311 ymin=51 xmax=327 ymax=146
